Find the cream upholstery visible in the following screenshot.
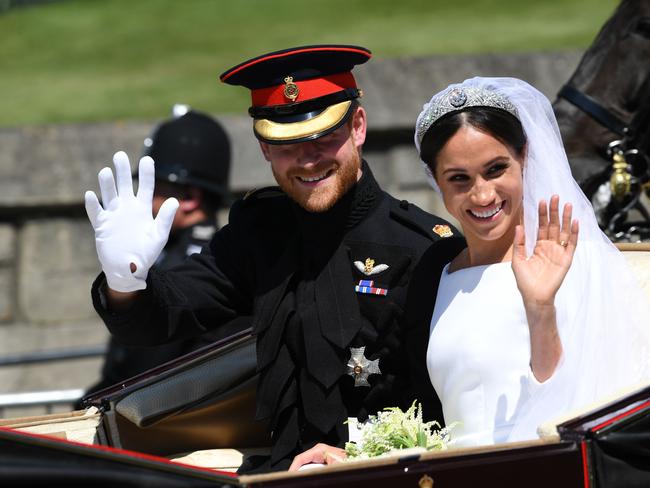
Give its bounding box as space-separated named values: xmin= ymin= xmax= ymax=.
xmin=617 ymin=243 xmax=650 ymax=301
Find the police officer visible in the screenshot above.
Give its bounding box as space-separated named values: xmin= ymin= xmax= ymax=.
xmin=85 ymin=45 xmax=465 ymax=472
xmin=83 ymin=108 xmax=247 ymax=396
xmin=144 ymin=107 xmax=229 ymax=270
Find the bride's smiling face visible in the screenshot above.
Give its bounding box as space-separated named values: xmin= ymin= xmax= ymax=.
xmin=435 ymin=125 xmax=524 ymax=247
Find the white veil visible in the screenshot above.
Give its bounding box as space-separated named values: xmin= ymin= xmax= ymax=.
xmin=415 ymin=77 xmax=650 ymax=441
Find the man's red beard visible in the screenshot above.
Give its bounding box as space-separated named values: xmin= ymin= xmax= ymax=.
xmin=273 ymin=150 xmax=361 ymax=213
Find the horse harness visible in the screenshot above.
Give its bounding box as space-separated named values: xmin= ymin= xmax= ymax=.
xmin=558 ymin=83 xmax=650 ymax=201
xmin=558 ymin=84 xmax=629 ymax=137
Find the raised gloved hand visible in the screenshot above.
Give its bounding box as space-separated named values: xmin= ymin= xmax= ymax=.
xmin=85 ymin=151 xmax=179 ymax=292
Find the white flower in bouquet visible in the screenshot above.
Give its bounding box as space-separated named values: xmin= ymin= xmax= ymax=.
xmin=345 ymin=401 xmax=455 ymax=460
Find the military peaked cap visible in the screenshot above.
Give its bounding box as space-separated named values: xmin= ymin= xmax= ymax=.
xmin=220 ymin=45 xmax=371 ymax=144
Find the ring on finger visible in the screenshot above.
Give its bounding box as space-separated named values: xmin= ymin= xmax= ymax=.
xmin=560 ymin=240 xmax=568 ymax=248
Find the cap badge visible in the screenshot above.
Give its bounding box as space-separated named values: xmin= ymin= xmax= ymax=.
xmin=346 ymin=346 xmax=381 ymax=387
xmin=283 ymin=76 xmax=299 ymax=102
xmin=432 ymin=224 xmax=454 ymax=238
xmin=354 ymin=257 xmax=389 ymax=276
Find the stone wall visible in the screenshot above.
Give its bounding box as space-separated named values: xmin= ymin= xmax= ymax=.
xmin=0 ymin=50 xmax=582 ymax=412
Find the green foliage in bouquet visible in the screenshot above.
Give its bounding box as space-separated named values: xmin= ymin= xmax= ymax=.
xmin=345 ymin=402 xmax=454 ymax=459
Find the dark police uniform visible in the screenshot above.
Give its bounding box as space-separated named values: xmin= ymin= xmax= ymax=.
xmin=90 ymin=45 xmax=465 ymax=472
xmin=155 ymin=220 xmax=218 ymax=270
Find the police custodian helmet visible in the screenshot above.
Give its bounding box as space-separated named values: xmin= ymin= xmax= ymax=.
xmin=220 ymin=45 xmax=371 ymax=145
xmin=143 ymin=110 xmax=231 ymax=199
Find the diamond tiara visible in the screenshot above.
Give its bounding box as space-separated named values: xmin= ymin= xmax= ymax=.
xmin=416 ymin=86 xmax=519 ymax=147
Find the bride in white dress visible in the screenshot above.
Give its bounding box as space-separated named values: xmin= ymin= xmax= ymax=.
xmin=414 ymin=77 xmax=650 ymax=446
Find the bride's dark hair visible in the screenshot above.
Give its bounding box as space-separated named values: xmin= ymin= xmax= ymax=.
xmin=419 ymin=107 xmax=526 ymax=180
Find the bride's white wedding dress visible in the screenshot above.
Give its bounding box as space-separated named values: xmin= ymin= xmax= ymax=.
xmin=426 ymin=262 xmax=564 ymax=446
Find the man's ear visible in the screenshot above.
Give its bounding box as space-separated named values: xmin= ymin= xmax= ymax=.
xmin=259 ymin=141 xmax=272 ymax=162
xmin=350 ymin=106 xmax=367 ymax=149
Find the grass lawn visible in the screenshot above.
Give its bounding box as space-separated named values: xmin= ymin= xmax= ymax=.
xmin=0 ymin=0 xmax=619 ymax=127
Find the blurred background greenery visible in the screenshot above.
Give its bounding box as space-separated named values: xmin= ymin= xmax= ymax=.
xmin=0 ymin=0 xmax=618 ymax=127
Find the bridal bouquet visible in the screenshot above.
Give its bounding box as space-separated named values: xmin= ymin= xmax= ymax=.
xmin=345 ymin=402 xmax=455 ymax=460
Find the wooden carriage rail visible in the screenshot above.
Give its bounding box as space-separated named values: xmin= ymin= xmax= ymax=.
xmin=239 ymin=437 xmax=584 ymax=488
xmin=615 ymin=242 xmax=650 ymax=251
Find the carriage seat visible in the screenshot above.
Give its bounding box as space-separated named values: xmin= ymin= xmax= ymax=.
xmin=616 ymin=242 xmax=650 ymax=300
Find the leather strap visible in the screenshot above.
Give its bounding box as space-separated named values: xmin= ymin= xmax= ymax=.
xmin=558 ymin=84 xmax=628 ymax=136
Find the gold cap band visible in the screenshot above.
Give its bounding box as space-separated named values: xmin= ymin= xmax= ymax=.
xmin=253 ymin=100 xmax=352 ymax=143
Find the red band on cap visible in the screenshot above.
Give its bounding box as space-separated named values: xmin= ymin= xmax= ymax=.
xmin=251 ymin=72 xmax=357 ymax=107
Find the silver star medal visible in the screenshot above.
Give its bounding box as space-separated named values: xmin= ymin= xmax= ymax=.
xmin=346 ymin=346 xmax=381 ymax=387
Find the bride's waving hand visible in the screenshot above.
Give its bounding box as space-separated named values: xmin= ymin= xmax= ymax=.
xmin=512 ymin=195 xmax=579 ymax=306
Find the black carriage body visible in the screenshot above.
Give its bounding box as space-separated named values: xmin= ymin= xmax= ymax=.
xmin=1 ymin=328 xmax=648 ymax=487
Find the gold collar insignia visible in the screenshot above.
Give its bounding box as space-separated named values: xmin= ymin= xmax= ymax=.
xmin=432 ymin=224 xmax=454 ymax=238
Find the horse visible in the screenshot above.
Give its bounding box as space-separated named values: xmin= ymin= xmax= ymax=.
xmin=553 ymin=0 xmax=650 ymax=241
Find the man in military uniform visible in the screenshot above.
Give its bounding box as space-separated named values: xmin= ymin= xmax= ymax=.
xmin=83 ymin=109 xmax=247 ymax=396
xmin=84 ymin=45 xmax=465 ymax=472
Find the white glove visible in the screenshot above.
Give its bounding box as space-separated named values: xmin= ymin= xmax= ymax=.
xmin=85 ymin=151 xmax=179 ymax=292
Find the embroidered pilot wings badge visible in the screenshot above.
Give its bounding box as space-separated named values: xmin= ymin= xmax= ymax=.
xmin=354 ymin=257 xmax=389 ymax=276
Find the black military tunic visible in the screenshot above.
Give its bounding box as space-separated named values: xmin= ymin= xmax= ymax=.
xmin=91 ymin=161 xmax=465 ymax=471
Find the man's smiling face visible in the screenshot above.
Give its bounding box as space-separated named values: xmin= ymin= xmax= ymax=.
xmin=259 ymin=106 xmax=367 ymax=212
